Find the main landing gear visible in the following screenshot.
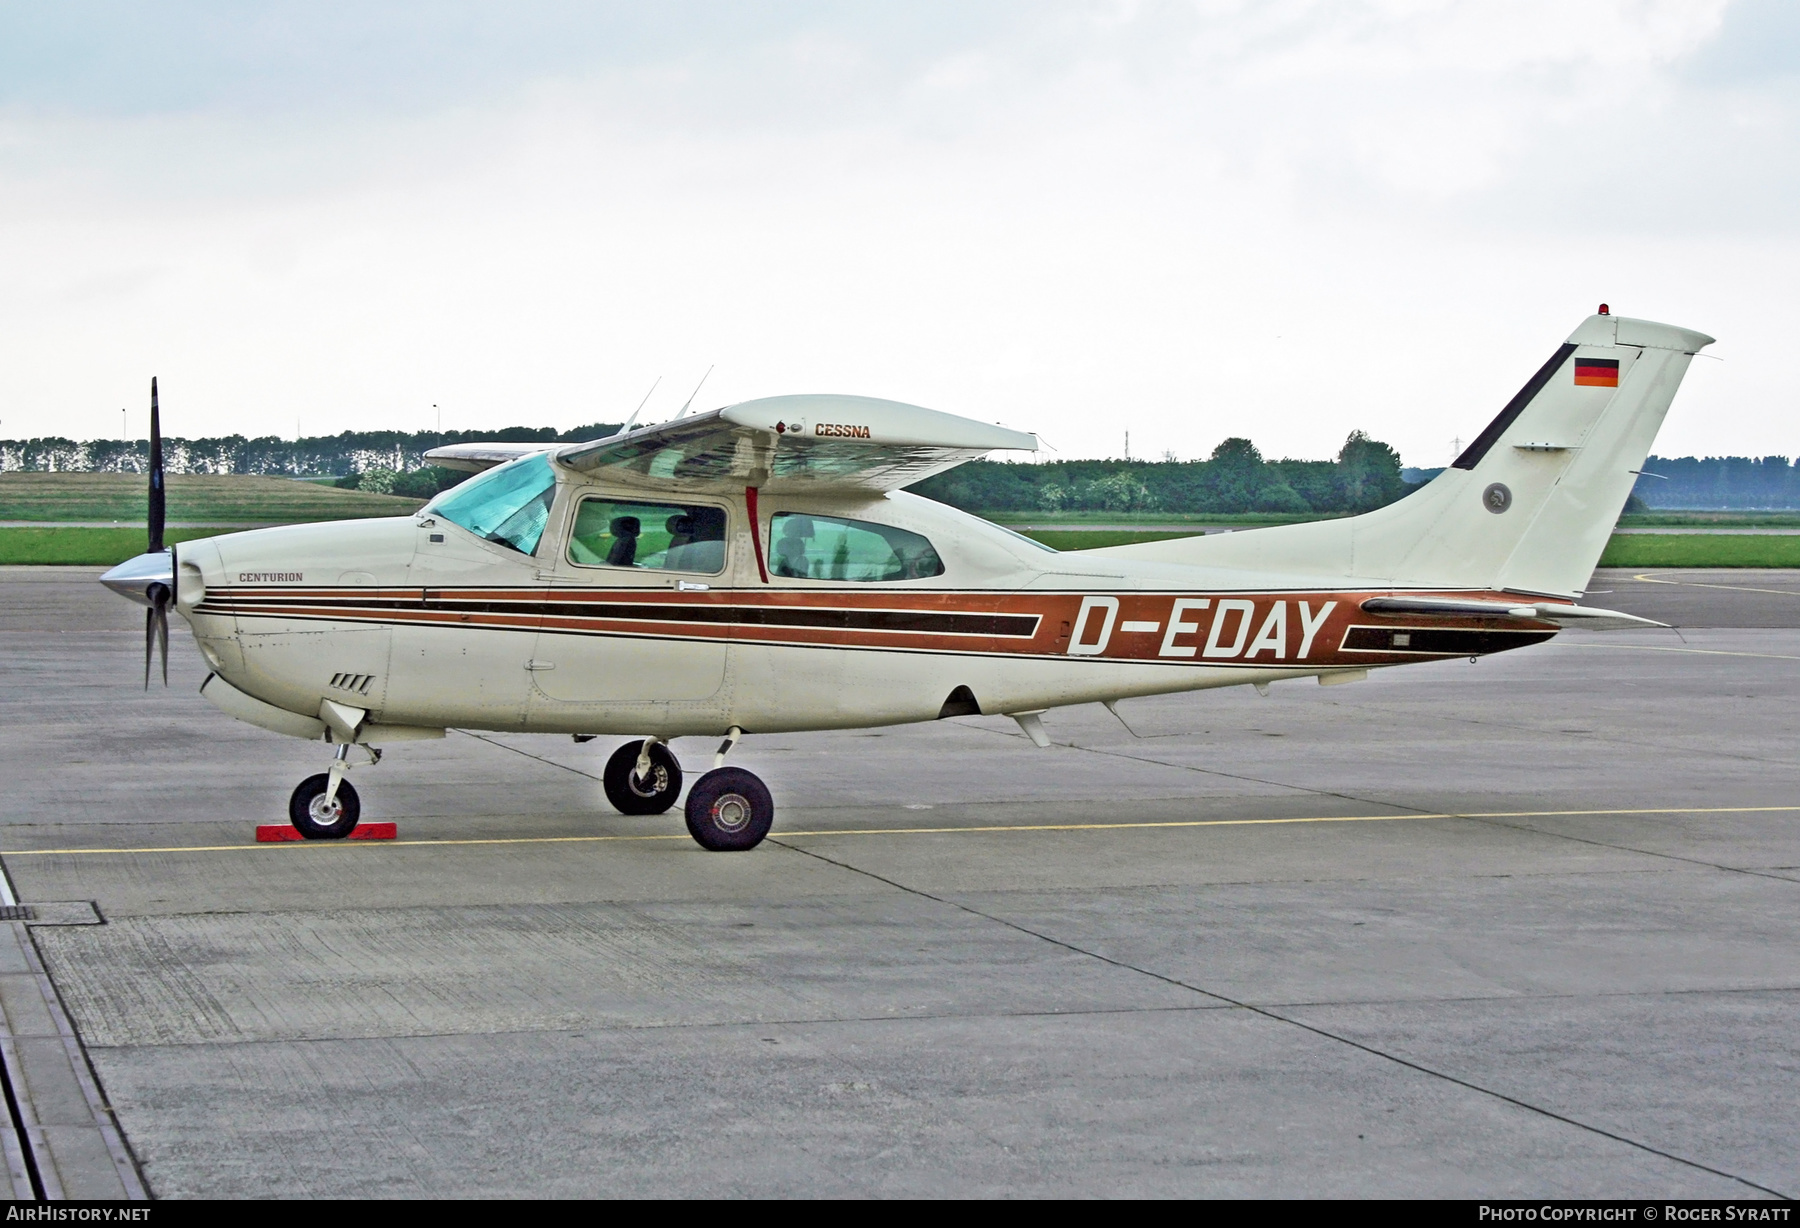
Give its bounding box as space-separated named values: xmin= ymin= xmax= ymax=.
xmin=602 ymin=728 xmax=774 ymax=851
xmin=603 ymin=740 xmax=683 ymax=814
xmin=288 ymin=743 xmax=379 ymax=839
xmin=684 ymin=766 xmax=773 ymax=852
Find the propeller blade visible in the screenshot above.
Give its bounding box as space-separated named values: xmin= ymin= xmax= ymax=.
xmin=147 ymin=377 xmax=165 ymax=554
xmin=156 ymin=587 xmax=169 ymax=687
xmin=144 ymin=582 xmax=170 ymax=689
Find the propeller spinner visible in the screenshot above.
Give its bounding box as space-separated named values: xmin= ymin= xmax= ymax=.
xmin=98 ymin=377 xmax=173 ymax=687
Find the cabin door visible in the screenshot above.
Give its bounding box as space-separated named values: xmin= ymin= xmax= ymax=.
xmin=529 ymin=490 xmax=730 ymax=707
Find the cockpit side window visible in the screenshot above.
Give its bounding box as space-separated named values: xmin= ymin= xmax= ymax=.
xmin=424 ymin=453 xmax=557 ymax=556
xmin=568 ymin=497 xmax=728 ymax=574
xmin=769 ymin=513 xmax=944 ymax=582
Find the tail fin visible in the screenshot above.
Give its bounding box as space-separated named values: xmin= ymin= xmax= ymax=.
xmin=1094 ymin=312 xmax=1713 ymax=597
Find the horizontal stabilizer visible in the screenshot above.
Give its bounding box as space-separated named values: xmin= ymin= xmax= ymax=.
xmin=1360 ymin=595 xmax=1666 ymax=631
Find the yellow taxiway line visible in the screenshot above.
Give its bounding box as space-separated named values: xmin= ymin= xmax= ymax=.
xmin=3 ymin=805 xmax=1797 ymax=857
xmin=1630 ymin=572 xmax=1800 ymax=598
xmin=1560 ymin=642 xmax=1800 ymax=662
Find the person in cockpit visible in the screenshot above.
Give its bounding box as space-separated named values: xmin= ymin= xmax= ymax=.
xmin=773 ymin=516 xmax=812 ymax=578
xmin=606 ymin=516 xmax=641 ymax=567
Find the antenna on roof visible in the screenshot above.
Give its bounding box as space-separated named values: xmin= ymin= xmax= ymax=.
xmin=617 ymin=376 xmax=662 ymax=436
xmin=675 ymin=365 xmax=714 ymax=419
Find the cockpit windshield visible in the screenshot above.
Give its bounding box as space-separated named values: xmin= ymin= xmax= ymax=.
xmin=424 ymin=452 xmax=557 ymax=556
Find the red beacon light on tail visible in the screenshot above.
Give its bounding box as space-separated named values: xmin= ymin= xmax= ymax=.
xmin=1598 ymin=303 xmax=1610 ymax=315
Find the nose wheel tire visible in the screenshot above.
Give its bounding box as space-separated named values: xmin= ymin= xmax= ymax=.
xmin=603 ymin=740 xmax=684 ymax=815
xmin=289 ymin=774 xmax=361 ymax=839
xmin=684 ymin=767 xmax=774 ymax=851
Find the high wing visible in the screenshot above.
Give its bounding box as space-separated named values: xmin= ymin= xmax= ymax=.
xmin=424 ymin=442 xmax=555 ymax=472
xmin=1359 ymin=595 xmax=1666 ymax=631
xmin=424 ymin=395 xmax=1037 ymax=491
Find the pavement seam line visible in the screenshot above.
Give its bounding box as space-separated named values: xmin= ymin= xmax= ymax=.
xmin=77 ymin=1002 xmax=1242 ymax=1051
xmin=1339 ymin=695 xmax=1799 ymax=769
xmin=456 ymin=729 xmax=604 ymax=781
xmin=769 ymin=837 xmax=1790 ymax=1199
xmin=1045 ymin=738 xmax=1800 ymax=889
xmin=962 ymin=718 xmax=1481 ymax=812
xmin=71 ymin=982 xmax=1800 ymax=1052
xmin=1460 ymin=815 xmax=1800 ymax=888
xmin=7 ymin=804 xmax=1800 ymax=856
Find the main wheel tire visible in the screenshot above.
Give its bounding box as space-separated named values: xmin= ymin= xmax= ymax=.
xmin=603 ymin=741 xmax=684 ymax=815
xmin=289 ymin=774 xmax=360 ymax=839
xmin=684 ymin=767 xmax=773 ymax=851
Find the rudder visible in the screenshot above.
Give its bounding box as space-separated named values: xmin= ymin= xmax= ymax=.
xmin=1091 ymin=312 xmax=1714 ymax=597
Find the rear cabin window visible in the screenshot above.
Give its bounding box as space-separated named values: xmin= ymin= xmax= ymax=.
xmin=424 ymin=452 xmax=557 ymax=556
xmin=769 ymin=513 xmax=944 ymax=582
xmin=568 ymin=498 xmax=728 ymax=574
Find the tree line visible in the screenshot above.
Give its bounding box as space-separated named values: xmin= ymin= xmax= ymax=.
xmin=9 ymin=423 xmax=1800 ymax=513
xmin=908 ymin=433 xmax=1412 ymax=515
xmin=0 ymin=425 xmax=621 ymax=483
xmin=1630 ymin=456 xmax=1800 ymax=510
xmin=0 ymin=424 xmax=1413 ymax=515
xmin=1404 ymin=455 xmax=1800 ymax=511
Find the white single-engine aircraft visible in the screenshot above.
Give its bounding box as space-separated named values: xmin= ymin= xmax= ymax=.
xmin=102 ymin=308 xmax=1708 ymax=850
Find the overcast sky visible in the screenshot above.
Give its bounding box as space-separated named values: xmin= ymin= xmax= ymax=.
xmin=2 ymin=1 xmax=1796 ymax=465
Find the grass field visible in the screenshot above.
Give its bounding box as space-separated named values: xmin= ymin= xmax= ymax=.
xmin=1596 ymin=533 xmax=1800 ymax=568
xmin=1015 ymin=529 xmax=1197 ymax=550
xmin=1007 ymin=511 xmax=1800 ymax=530
xmin=0 ymin=528 xmax=238 ymax=565
xmin=1617 ymin=511 xmax=1800 ymax=528
xmin=6 ymin=486 xmax=1800 ymax=566
xmin=1027 ymin=527 xmax=1800 ymax=568
xmin=995 ymin=510 xmax=1336 ymax=527
xmin=0 ymin=472 xmax=424 ymax=523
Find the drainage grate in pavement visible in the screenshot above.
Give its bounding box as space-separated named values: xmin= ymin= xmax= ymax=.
xmin=0 ymin=903 xmax=101 ymax=926
xmin=26 ymin=903 xmax=102 ymax=926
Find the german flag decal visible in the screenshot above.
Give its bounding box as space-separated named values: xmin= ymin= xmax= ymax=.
xmin=1573 ymin=356 xmax=1620 ymax=387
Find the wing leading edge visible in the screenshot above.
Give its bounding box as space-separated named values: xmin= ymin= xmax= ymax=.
xmin=424 ymin=442 xmax=556 ymax=473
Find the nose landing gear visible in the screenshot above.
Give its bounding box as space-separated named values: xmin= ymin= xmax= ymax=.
xmin=288 ymin=743 xmax=379 ymax=839
xmin=289 ymin=774 xmax=360 ymax=838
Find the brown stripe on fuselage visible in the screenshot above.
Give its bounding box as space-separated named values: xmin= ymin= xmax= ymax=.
xmin=196 ymin=586 xmax=1558 ymax=669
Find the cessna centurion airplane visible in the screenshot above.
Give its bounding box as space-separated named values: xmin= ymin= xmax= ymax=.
xmin=101 ymin=308 xmax=1708 ymax=850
